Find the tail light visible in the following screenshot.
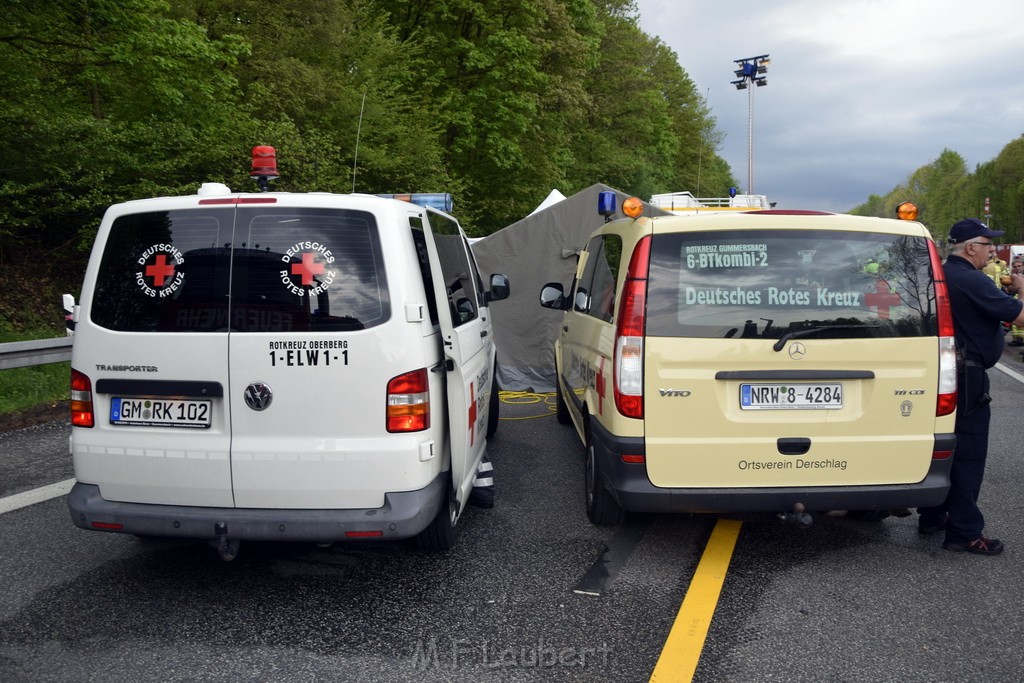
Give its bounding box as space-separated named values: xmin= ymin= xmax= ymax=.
xmin=614 ymin=236 xmax=651 ymax=419
xmin=70 ymin=368 xmax=95 ymax=427
xmin=928 ymin=241 xmax=957 ymax=416
xmin=387 ymin=368 xmax=429 ymax=432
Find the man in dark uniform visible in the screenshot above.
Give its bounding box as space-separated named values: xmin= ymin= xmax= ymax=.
xmin=918 ymin=218 xmax=1024 ymax=555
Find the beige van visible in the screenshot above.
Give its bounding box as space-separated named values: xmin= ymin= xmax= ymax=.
xmin=540 ymin=194 xmax=956 ymax=524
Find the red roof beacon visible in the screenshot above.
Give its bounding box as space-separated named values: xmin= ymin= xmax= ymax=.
xmin=250 ymin=145 xmax=279 ymax=192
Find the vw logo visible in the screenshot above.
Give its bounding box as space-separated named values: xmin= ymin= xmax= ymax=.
xmin=244 ymin=382 xmax=273 ymax=411
xmin=788 ymin=342 xmax=806 ymax=360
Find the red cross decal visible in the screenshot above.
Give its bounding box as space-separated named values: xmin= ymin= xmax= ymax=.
xmin=291 ymin=252 xmax=325 ymax=286
xmin=145 ymin=254 xmax=176 ymax=287
xmin=864 ymin=279 xmax=902 ymax=320
xmin=596 ymin=357 xmax=606 ymax=415
xmin=467 ymin=382 xmax=477 ymax=446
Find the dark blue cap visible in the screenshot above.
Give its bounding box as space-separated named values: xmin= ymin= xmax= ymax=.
xmin=948 ymin=218 xmax=1003 ymax=243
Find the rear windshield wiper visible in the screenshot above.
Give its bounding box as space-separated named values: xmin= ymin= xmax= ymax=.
xmin=772 ymin=325 xmax=880 ymax=352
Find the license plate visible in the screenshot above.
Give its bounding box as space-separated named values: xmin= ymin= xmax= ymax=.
xmin=740 ymin=383 xmax=843 ymax=410
xmin=110 ymin=397 xmax=212 ymax=428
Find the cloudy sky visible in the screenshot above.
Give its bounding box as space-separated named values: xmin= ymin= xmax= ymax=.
xmin=634 ymin=0 xmax=1024 ymax=213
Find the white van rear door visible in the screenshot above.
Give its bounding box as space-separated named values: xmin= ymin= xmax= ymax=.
xmin=72 ymin=203 xmax=237 ymax=507
xmin=224 ymin=199 xmax=411 ymax=509
xmin=421 ymin=209 xmax=490 ymax=510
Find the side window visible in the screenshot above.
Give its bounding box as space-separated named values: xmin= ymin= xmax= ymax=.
xmin=574 ymin=235 xmax=621 ymax=322
xmin=426 ymin=211 xmax=478 ymax=327
xmin=410 ymin=218 xmax=440 ymax=326
xmin=574 ymin=237 xmax=601 ymax=313
xmin=590 ymin=235 xmax=621 ymax=322
xmin=466 ymin=243 xmax=487 ymax=307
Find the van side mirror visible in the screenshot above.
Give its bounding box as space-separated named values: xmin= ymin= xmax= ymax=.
xmin=62 ymin=293 xmax=77 ymax=336
xmin=486 ymin=273 xmax=510 ymax=302
xmin=539 ymin=283 xmax=570 ymax=310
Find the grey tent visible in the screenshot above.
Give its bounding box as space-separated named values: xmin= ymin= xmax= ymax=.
xmin=471 ymin=183 xmax=670 ymax=392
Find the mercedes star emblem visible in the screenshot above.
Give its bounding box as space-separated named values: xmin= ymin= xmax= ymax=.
xmin=788 ymin=342 xmax=806 ymax=360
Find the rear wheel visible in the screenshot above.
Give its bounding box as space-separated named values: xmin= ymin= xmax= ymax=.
xmin=585 ymin=421 xmax=623 ymax=525
xmin=416 ymin=479 xmax=459 ymax=550
xmin=555 ymin=379 xmax=571 ymax=424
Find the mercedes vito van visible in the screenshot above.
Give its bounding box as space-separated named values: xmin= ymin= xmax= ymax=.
xmin=540 ymin=194 xmax=955 ymax=525
xmin=66 ymin=149 xmax=509 ymax=556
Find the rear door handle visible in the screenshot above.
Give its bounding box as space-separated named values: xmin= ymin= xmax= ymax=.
xmin=480 ymin=330 xmax=489 ymax=338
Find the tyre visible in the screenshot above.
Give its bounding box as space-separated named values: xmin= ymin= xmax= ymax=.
xmin=555 ymin=379 xmax=572 ymax=424
xmin=585 ymin=422 xmax=623 ymax=525
xmin=486 ymin=367 xmax=500 ymax=439
xmin=415 ymin=479 xmax=459 ymax=550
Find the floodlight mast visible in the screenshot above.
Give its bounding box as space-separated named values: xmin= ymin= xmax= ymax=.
xmin=730 ymin=54 xmax=770 ymax=195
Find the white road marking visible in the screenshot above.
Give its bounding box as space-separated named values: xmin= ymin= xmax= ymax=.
xmin=994 ymin=361 xmax=1024 ymax=384
xmin=0 ymin=478 xmax=75 ymax=514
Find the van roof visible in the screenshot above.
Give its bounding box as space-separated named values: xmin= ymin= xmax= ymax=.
xmin=625 ymin=211 xmax=932 ymax=238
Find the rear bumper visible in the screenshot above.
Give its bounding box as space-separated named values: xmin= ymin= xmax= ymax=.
xmin=67 ymin=474 xmax=447 ymax=542
xmin=591 ymin=421 xmax=955 ymax=514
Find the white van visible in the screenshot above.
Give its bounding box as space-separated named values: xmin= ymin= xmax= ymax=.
xmin=66 ymin=152 xmax=509 ymax=556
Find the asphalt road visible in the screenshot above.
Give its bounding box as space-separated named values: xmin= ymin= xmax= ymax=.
xmin=3 ymin=350 xmax=1024 ymax=682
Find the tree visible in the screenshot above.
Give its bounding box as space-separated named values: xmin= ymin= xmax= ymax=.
xmin=374 ymin=0 xmax=600 ymax=232
xmin=0 ymin=0 xmax=250 ymax=258
xmin=988 ymin=136 xmax=1024 ymax=241
xmin=564 ymin=1 xmax=734 ymax=204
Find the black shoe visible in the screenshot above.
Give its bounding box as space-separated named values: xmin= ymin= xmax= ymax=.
xmin=943 ymin=536 xmax=1004 ymax=555
xmin=918 ymin=514 xmax=947 ymax=535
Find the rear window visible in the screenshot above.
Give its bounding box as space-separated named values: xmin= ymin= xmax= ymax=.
xmin=91 ymin=207 xmax=390 ymax=332
xmin=646 ymin=229 xmax=938 ymax=339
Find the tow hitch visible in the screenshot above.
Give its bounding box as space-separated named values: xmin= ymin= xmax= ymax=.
xmin=777 ymin=502 xmax=812 ymax=528
xmin=211 ymin=521 xmax=240 ymax=561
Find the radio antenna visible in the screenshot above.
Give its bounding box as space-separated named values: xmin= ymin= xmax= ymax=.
xmin=352 ymin=91 xmax=367 ymax=193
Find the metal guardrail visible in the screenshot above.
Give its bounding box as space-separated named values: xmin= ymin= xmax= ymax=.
xmin=0 ymin=337 xmax=73 ymax=370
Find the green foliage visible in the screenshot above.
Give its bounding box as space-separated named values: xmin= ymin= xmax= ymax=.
xmin=1 ymin=0 xmax=736 ymax=262
xmin=563 ymin=1 xmax=734 ymax=204
xmin=0 ymin=329 xmax=70 ymax=418
xmin=1 ymin=0 xmax=741 ymax=331
xmin=0 ymin=363 xmax=70 ymax=416
xmin=0 ymin=0 xmax=250 ymax=257
xmin=850 ymin=140 xmax=1024 ymax=241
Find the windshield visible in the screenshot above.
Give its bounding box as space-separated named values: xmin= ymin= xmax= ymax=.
xmin=645 ymin=228 xmax=938 ymax=339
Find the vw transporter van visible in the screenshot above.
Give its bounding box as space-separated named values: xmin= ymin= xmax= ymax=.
xmin=66 ymin=149 xmax=509 ymax=556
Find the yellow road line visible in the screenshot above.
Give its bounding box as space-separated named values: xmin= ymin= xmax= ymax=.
xmin=649 ymin=519 xmax=742 ymax=682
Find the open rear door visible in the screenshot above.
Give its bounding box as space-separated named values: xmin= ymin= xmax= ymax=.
xmin=421 ymin=209 xmax=490 ymax=511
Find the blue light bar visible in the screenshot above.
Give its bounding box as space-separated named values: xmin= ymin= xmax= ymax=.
xmin=377 ymin=193 xmax=454 ymax=213
xmin=598 ymin=191 xmax=617 ymax=216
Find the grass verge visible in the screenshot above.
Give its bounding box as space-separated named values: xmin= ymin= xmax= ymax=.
xmin=1 ymin=328 xmax=71 ymax=417
xmin=0 ymin=362 xmax=70 ymax=416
